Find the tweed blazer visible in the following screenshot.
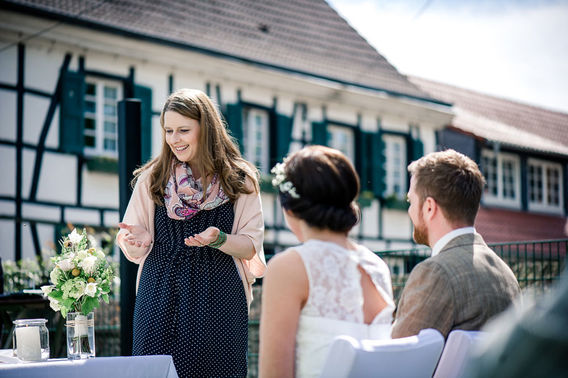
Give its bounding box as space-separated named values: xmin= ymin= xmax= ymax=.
xmin=391 ymin=233 xmax=520 ymax=339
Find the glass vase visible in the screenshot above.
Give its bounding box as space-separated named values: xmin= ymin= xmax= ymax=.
xmin=66 ymin=312 xmax=95 ymax=359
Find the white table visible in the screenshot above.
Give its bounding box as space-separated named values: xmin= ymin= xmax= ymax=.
xmin=0 ymin=351 xmax=178 ymax=378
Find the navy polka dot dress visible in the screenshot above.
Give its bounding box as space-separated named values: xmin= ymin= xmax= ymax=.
xmin=132 ymin=202 xmax=248 ymax=378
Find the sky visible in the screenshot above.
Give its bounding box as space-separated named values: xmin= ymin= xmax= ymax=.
xmin=326 ymin=0 xmax=568 ymax=113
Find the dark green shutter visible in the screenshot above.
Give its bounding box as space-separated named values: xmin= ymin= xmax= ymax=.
xmin=311 ymin=121 xmax=327 ymax=146
xmin=134 ymin=85 xmax=153 ymax=162
xmin=358 ymin=131 xmax=371 ymax=191
xmin=226 ymin=103 xmax=243 ymax=154
xmin=60 ymin=71 xmax=85 ymax=154
xmin=275 ymin=114 xmax=293 ymax=161
xmin=371 ymin=131 xmax=386 ymax=197
xmin=411 ymin=137 xmax=424 ymax=162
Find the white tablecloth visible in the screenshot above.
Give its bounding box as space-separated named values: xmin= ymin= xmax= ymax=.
xmin=0 ymin=351 xmax=178 ymax=378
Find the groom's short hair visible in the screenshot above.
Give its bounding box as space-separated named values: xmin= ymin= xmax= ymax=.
xmin=408 ymin=149 xmax=486 ymax=225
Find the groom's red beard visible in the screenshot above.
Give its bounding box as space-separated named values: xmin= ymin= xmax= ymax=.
xmin=412 ymin=209 xmax=429 ymax=246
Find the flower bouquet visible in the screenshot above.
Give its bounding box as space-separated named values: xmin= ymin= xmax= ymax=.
xmin=41 ymin=228 xmax=115 ymax=359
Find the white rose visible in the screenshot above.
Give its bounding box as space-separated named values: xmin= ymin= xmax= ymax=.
xmin=49 ymin=297 xmax=61 ymax=312
xmin=85 ymin=282 xmax=97 ymax=297
xmin=68 ymin=229 xmax=83 ymax=244
xmin=41 ymin=285 xmax=53 ymax=296
xmin=57 ymin=258 xmax=75 ymax=272
xmin=79 ymin=256 xmax=98 ymax=275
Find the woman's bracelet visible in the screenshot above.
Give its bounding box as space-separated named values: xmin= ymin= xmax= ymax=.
xmin=208 ymin=230 xmax=227 ymax=248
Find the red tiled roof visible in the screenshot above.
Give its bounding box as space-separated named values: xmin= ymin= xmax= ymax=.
xmin=409 ymin=76 xmax=568 ymax=155
xmin=2 ymin=0 xmax=434 ymax=102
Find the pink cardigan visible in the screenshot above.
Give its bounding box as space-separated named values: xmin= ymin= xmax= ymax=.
xmin=116 ymin=169 xmax=266 ymax=310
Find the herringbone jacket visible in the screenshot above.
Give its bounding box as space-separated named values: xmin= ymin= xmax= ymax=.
xmin=391 ymin=233 xmax=520 ymax=339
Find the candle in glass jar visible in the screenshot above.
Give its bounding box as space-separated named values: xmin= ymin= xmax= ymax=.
xmin=16 ymin=326 xmax=41 ymax=361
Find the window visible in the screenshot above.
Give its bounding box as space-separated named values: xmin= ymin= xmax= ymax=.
xmin=481 ymin=150 xmax=520 ymax=207
xmin=528 ymin=159 xmax=563 ymax=213
xmin=384 ymin=135 xmax=407 ymax=198
xmin=327 ymin=124 xmax=355 ymax=163
xmin=83 ymin=79 xmax=121 ymax=157
xmin=243 ymin=107 xmax=270 ymax=174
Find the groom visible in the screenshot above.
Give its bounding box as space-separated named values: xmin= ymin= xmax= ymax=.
xmin=391 ymin=149 xmax=520 ymax=339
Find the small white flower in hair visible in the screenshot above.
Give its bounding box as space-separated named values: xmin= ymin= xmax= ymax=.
xmin=271 ymin=159 xmax=300 ymax=199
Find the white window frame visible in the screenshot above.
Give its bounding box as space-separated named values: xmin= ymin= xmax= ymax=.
xmin=383 ymin=134 xmax=407 ymax=199
xmin=83 ymin=78 xmax=122 ymax=158
xmin=528 ymin=158 xmax=564 ymax=214
xmin=243 ymin=107 xmax=270 ymax=174
xmin=327 ymin=124 xmax=355 ymax=163
xmin=481 ymin=149 xmax=521 ymax=208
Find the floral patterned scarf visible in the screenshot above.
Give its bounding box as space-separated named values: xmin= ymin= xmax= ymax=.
xmin=164 ymin=161 xmax=229 ymax=220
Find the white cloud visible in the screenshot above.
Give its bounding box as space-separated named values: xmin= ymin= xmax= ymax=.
xmin=328 ymin=0 xmax=568 ymax=112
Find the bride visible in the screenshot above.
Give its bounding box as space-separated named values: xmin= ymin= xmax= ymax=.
xmin=259 ymin=145 xmax=394 ymax=377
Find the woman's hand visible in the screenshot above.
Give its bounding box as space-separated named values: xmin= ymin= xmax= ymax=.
xmin=118 ymin=223 xmax=152 ymax=248
xmin=184 ymin=226 xmax=220 ymax=247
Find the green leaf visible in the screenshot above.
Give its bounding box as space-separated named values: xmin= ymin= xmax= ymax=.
xmin=49 ymin=291 xmax=63 ymax=301
xmin=61 ymin=307 xmax=68 ymax=318
xmin=82 ymin=296 xmax=99 ymax=315
xmin=63 ymin=297 xmax=75 ymax=309
xmin=102 ymin=294 xmax=109 ymax=304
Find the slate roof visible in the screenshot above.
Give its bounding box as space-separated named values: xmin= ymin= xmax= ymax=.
xmin=1 ymin=0 xmax=438 ymax=103
xmin=409 ymin=76 xmax=568 ymax=156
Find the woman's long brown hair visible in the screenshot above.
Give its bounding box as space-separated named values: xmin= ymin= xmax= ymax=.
xmin=132 ymin=88 xmax=259 ymax=205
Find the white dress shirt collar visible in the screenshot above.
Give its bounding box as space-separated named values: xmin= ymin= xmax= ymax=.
xmin=431 ymin=227 xmax=476 ymax=257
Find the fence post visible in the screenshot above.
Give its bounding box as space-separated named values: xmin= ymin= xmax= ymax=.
xmin=118 ymin=99 xmax=142 ymax=356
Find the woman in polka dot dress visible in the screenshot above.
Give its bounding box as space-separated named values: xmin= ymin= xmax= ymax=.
xmin=117 ymin=89 xmax=266 ymax=377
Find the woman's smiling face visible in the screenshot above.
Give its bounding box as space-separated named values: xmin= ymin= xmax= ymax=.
xmin=164 ymin=111 xmax=201 ymax=164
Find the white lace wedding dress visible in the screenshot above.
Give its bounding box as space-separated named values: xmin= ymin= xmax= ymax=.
xmin=294 ymin=239 xmax=395 ymax=378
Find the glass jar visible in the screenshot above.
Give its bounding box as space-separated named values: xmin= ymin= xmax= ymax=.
xmin=12 ymin=318 xmax=50 ymax=362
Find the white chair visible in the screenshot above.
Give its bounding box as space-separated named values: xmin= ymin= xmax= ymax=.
xmin=433 ymin=330 xmax=486 ymax=378
xmin=319 ymin=328 xmax=445 ymax=378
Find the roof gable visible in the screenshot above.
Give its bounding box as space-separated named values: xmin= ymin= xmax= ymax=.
xmin=410 ymin=76 xmax=568 ymax=156
xmin=3 ymin=0 xmax=434 ymax=102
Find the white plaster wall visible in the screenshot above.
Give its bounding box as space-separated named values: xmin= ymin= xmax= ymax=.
xmin=103 ymin=210 xmax=119 ymax=228
xmin=81 ymin=170 xmax=118 ymax=208
xmin=260 ymin=193 xmax=275 ymax=227
xmin=83 ymin=53 xmax=131 ymax=77
xmin=240 ymin=86 xmax=273 ymax=108
xmin=0 ymin=146 xmax=15 ymax=196
xmin=34 ymin=151 xmax=77 ymax=204
xmin=23 ymin=94 xmax=50 ymax=145
xmin=381 ymin=208 xmax=412 ymax=239
xmin=21 ymin=149 xmax=35 ymax=198
xmin=0 ymin=44 xmax=17 ymax=85
xmin=0 ymin=220 xmax=15 ymax=261
xmin=0 ymin=199 xmax=15 ymax=216
xmin=0 ymin=90 xmax=17 ymax=141
xmin=421 ymin=125 xmax=438 ymax=155
xmin=45 ymin=108 xmax=59 ymax=149
xmin=382 ymin=116 xmax=409 ymax=133
xmin=25 ymin=46 xmax=64 ymax=93
xmin=326 ymin=103 xmax=358 ymax=125
xmin=22 ymin=203 xmax=60 ymax=222
xmin=65 ymin=207 xmax=100 ymax=226
xmin=174 ymin=71 xmax=208 ymax=93
xmin=361 ymin=201 xmax=379 ymax=238
xmin=360 ymin=113 xmax=378 ymax=133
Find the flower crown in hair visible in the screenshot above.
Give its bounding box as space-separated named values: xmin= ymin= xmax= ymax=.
xmin=271 ymin=159 xmax=300 ymax=199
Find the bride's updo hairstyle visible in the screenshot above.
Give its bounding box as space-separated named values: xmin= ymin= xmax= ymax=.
xmin=275 ymin=145 xmax=360 ymax=233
